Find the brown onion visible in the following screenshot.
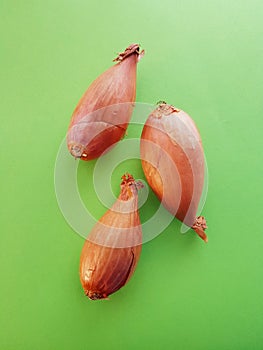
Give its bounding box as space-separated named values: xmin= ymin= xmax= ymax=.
xmin=79 ymin=174 xmax=143 ymax=300
xmin=140 ymin=102 xmax=208 ymax=242
xmin=67 ymin=44 xmax=144 ymax=160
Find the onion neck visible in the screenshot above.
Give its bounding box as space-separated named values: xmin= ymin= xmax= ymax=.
xmin=152 ymin=102 xmax=180 ymax=119
xmin=119 ymin=173 xmax=143 ymax=201
xmin=192 ymin=216 xmax=208 ymax=243
xmin=113 ymin=43 xmax=141 ymax=62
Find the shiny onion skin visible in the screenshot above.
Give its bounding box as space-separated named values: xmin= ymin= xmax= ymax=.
xmin=67 ymin=44 xmax=144 ymax=160
xmin=80 ymin=174 xmax=143 ymax=300
xmin=140 ymin=102 xmax=208 ymax=242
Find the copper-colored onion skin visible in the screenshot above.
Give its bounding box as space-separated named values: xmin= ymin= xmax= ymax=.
xmin=67 ymin=44 xmax=142 ymax=160
xmin=79 ymin=174 xmax=142 ymax=300
xmin=140 ymin=103 xmax=207 ymax=242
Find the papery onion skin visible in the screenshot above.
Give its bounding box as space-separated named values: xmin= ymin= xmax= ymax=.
xmin=79 ymin=174 xmax=143 ymax=300
xmin=67 ymin=44 xmax=143 ymax=161
xmin=140 ymin=103 xmax=208 ymax=242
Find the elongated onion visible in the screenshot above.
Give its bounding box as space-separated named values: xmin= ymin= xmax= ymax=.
xmin=80 ymin=174 xmax=143 ymax=300
xmin=67 ymin=44 xmax=144 ymax=160
xmin=140 ymin=102 xmax=208 ymax=242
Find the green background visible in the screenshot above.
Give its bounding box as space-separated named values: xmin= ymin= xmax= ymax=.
xmin=1 ymin=0 xmax=263 ymax=349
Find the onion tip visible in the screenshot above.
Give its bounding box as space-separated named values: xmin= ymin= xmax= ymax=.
xmin=113 ymin=43 xmax=141 ymax=62
xmin=85 ymin=290 xmax=109 ymax=300
xmin=68 ymin=143 xmax=85 ymax=159
xmin=192 ymin=216 xmax=208 ymax=243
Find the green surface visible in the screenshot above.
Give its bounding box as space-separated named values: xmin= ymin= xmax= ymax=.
xmin=1 ymin=0 xmax=263 ymax=349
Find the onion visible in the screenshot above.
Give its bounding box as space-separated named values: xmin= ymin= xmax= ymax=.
xmin=140 ymin=102 xmax=208 ymax=242
xmin=79 ymin=174 xmax=143 ymax=300
xmin=67 ymin=44 xmax=144 ymax=160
